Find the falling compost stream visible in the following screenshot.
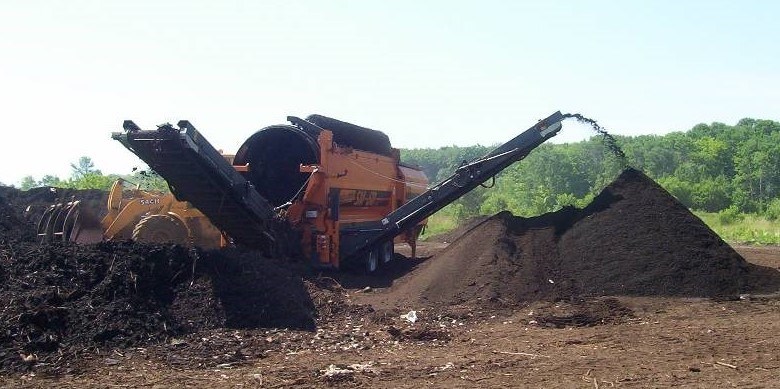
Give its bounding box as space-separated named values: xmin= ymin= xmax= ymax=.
xmin=563 ymin=113 xmax=628 ymax=166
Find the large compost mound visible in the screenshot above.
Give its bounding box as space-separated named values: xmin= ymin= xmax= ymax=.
xmin=0 ymin=186 xmax=321 ymax=373
xmin=0 ymin=239 xmax=318 ymax=373
xmin=391 ymin=168 xmax=780 ymax=306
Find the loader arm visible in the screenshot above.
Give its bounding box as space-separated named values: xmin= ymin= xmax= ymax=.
xmin=102 ymin=196 xmax=164 ymax=240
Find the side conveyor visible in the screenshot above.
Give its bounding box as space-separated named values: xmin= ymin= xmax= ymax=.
xmin=339 ymin=111 xmax=565 ymax=260
xmin=112 ymin=120 xmax=277 ymax=248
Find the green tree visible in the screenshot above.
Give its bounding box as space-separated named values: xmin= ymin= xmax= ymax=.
xmin=65 ymin=156 xmax=116 ymax=190
xmin=130 ymin=170 xmax=171 ymax=193
xmin=19 ymin=157 xmax=117 ymax=191
xmin=71 ymin=173 xmax=116 ymax=190
xmin=40 ymin=175 xmax=66 ymax=188
xmin=70 ymin=156 xmax=101 ymax=180
xmin=20 ymin=176 xmax=37 ymax=190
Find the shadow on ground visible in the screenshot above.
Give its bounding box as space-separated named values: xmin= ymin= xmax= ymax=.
xmin=322 ymin=254 xmax=429 ymax=289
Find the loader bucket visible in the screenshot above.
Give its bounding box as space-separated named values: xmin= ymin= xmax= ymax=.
xmin=36 ymin=200 xmax=103 ymax=244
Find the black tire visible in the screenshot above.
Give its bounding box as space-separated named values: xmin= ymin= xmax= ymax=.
xmin=132 ymin=214 xmax=189 ymax=245
xmin=380 ymin=241 xmax=394 ymax=264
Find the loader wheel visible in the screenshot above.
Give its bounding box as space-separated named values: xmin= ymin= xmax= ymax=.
xmin=132 ymin=214 xmax=189 ymax=246
xmin=380 ymin=241 xmax=394 ymax=264
xmin=365 ymin=248 xmax=379 ymax=274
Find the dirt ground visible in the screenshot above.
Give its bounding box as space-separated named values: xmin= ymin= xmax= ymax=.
xmin=1 ymin=243 xmax=777 ymax=389
xmin=2 ymin=170 xmax=778 ymax=388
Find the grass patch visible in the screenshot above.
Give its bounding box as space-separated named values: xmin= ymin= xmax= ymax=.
xmin=694 ymin=211 xmax=780 ymax=245
xmin=421 ymin=212 xmax=459 ymax=240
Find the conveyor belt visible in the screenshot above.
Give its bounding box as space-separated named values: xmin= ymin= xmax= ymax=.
xmin=112 ymin=121 xmax=277 ymax=248
xmin=339 ymin=111 xmax=565 ymax=260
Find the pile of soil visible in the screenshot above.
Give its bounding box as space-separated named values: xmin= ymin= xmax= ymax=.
xmin=0 ymin=189 xmax=35 ymax=240
xmin=0 ymin=239 xmax=319 ymax=373
xmin=0 ymin=186 xmax=324 ymax=374
xmin=0 ymin=196 xmax=21 ymax=237
xmin=389 ymin=168 xmax=780 ymax=307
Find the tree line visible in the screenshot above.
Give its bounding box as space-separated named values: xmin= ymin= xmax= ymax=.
xmin=14 ymin=117 xmax=780 ymax=223
xmin=19 ymin=157 xmax=169 ymax=192
xmin=401 ymin=118 xmax=780 ymax=222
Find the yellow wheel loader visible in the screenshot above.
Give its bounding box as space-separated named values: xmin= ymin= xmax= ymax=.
xmin=35 ymin=178 xmax=225 ymax=249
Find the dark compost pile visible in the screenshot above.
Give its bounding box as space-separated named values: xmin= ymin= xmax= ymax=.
xmin=389 ymin=168 xmax=780 ymax=306
xmin=0 ymin=186 xmax=319 ymax=373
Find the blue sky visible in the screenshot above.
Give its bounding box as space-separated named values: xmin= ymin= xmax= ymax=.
xmin=1 ymin=0 xmax=778 ymax=185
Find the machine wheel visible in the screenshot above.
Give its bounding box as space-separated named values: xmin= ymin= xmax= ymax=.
xmin=365 ymin=248 xmax=379 ymax=274
xmin=132 ymin=214 xmax=189 ymax=245
xmin=380 ymin=241 xmax=394 ymax=264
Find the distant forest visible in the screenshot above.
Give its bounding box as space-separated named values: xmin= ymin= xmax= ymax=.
xmin=16 ymin=118 xmax=780 ymax=223
xmin=401 ymin=118 xmax=780 ymax=221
